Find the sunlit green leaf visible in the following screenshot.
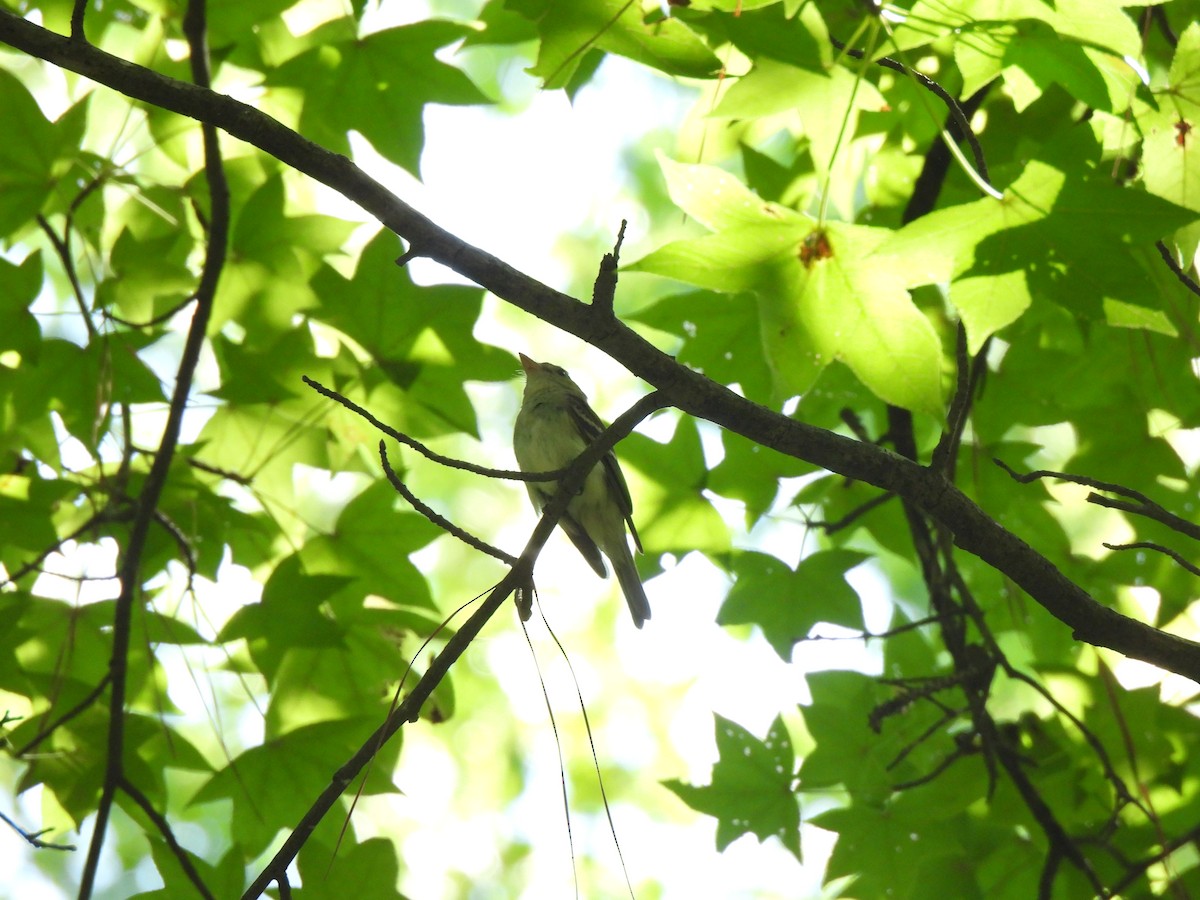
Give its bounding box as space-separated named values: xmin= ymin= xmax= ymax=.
xmin=192 ymin=718 xmax=401 ymax=855
xmin=1140 ymin=22 xmax=1200 ymax=211
xmin=878 ymin=130 xmax=1195 ymax=343
xmin=0 ymin=70 xmax=59 ymax=237
xmin=621 ymin=417 xmax=730 ymax=555
xmin=637 ymin=162 xmax=943 ymax=413
xmin=719 ymin=549 xmax=867 ymax=660
xmin=0 ymin=252 xmax=43 ymax=357
xmin=628 ymin=288 xmax=773 ymax=402
xmin=266 ymin=22 xmax=488 ymax=174
xmin=511 ymin=0 xmax=720 ymax=88
xmin=715 ymin=59 xmax=885 ymax=177
xmin=312 ymin=231 xmax=515 ymax=438
xmin=665 ymin=714 xmax=800 ymax=859
xmin=298 ymin=480 xmax=441 ymax=611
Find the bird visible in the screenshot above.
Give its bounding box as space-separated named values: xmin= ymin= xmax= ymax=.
xmin=513 ymin=353 xmax=651 ymax=627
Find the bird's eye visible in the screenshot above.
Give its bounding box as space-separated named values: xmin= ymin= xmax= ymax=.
xmin=548 ymin=365 xmax=568 ymax=377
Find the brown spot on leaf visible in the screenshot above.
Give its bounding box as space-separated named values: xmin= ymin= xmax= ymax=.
xmin=1176 ymin=119 xmax=1192 ymax=147
xmin=799 ymin=229 xmax=832 ymax=268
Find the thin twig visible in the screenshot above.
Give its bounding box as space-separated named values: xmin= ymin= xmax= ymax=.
xmin=1156 ymin=241 xmax=1200 ymax=299
xmin=303 ymin=376 xmax=564 ymax=483
xmin=590 ymin=220 xmax=626 ymax=316
xmin=378 ymin=442 xmax=516 ymax=565
xmin=1104 ymin=542 xmax=1200 ymax=577
xmin=118 ymin=776 xmax=214 ymax=900
xmin=831 ymin=38 xmax=989 ymax=185
xmin=0 ymin=808 xmax=76 ymax=851
xmin=1109 ymin=822 xmax=1200 ymax=896
xmin=0 ymin=512 xmax=109 ymax=589
xmin=241 ymin=392 xmax=667 ymax=899
xmin=131 ymin=444 xmax=252 ymax=485
xmin=36 ymin=214 xmax=97 ymax=341
xmin=994 ymin=459 xmax=1200 ymax=541
xmin=803 ymin=610 xmax=963 ymax=643
xmin=103 ymin=295 xmax=197 ymax=329
xmin=15 ymin=673 xmax=112 ymax=757
xmin=78 ymin=0 xmax=230 ymax=892
xmin=810 ymin=491 xmax=894 ymax=534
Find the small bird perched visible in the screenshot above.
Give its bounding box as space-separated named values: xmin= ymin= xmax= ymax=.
xmin=513 ymin=353 xmax=651 ymax=627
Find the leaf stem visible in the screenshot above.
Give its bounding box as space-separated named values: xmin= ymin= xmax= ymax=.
xmin=818 ymin=16 xmax=880 ymax=229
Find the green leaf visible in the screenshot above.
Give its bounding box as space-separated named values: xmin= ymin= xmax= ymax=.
xmin=300 ymin=836 xmax=407 ymax=900
xmin=798 ymin=669 xmax=894 ymax=800
xmin=219 ymin=554 xmax=347 ymax=663
xmin=1102 ymin=297 xmax=1177 ymax=336
xmin=0 ymin=252 xmax=43 ymax=356
xmin=878 ymin=131 xmax=1196 ymax=342
xmin=512 ymin=0 xmax=720 ymax=88
xmin=714 ymin=59 xmax=885 ymax=177
xmin=756 ymin=220 xmax=943 ymax=414
xmin=312 ymin=231 xmax=515 ymax=438
xmin=628 ymin=289 xmax=773 ymax=403
xmin=664 ymin=714 xmax=800 ymax=860
xmin=298 ymin=480 xmax=442 ymax=611
xmin=194 ymin=393 xmax=331 ymax=502
xmin=97 ymin=228 xmax=195 ymax=325
xmin=632 ymin=221 xmax=807 ymax=294
xmin=900 ymin=0 xmax=1141 ymax=111
xmin=0 ymin=69 xmax=59 ymax=237
xmin=207 ymin=0 xmax=302 ymax=46
xmin=620 ymin=417 xmax=730 ymax=556
xmin=137 ymin=845 xmax=247 ymax=900
xmin=718 ymin=549 xmax=867 ymax=660
xmin=267 ymin=22 xmax=488 ymax=175
xmin=813 ymin=803 xmax=981 ymax=900
xmin=192 ymin=718 xmax=400 ymax=855
xmin=708 ymin=430 xmax=813 ymax=526
xmin=636 ymin=162 xmax=943 ymax=413
xmin=679 ymin=1 xmax=828 ymax=70
xmin=657 ymin=153 xmax=794 ymax=232
xmin=210 ymin=328 xmax=319 ymax=404
xmin=1140 ymin=22 xmax=1200 ymax=211
xmin=210 ymin=173 xmax=356 ymax=335
xmin=1003 ymin=18 xmax=1135 ymax=113
xmin=942 ymin=271 xmax=1031 ymax=355
xmin=463 ymin=0 xmax=540 ymax=47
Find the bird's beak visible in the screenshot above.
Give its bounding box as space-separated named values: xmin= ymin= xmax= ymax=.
xmin=519 ymin=353 xmax=541 ymax=374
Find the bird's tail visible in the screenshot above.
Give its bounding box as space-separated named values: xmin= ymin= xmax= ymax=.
xmin=612 ymin=544 xmax=651 ymax=628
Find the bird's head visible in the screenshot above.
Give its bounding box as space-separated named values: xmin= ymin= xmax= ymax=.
xmin=519 ymin=353 xmax=586 ymax=400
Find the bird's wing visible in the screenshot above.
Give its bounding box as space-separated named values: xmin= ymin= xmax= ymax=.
xmin=566 ymin=392 xmax=643 ymax=554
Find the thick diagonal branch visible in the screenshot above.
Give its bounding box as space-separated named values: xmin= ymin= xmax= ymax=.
xmin=4 ymin=12 xmax=1197 ymax=683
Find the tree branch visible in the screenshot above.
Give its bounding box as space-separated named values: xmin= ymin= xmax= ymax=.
xmin=378 ymin=441 xmax=517 ymax=565
xmin=302 ymin=376 xmax=559 ymax=482
xmin=0 ymin=807 xmax=76 ymax=851
xmin=4 ymin=11 xmax=1199 ymax=685
xmin=241 ymin=391 xmax=666 ymax=899
xmin=77 ymin=0 xmax=230 ymax=892
xmin=118 ymin=777 xmax=214 ymax=900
